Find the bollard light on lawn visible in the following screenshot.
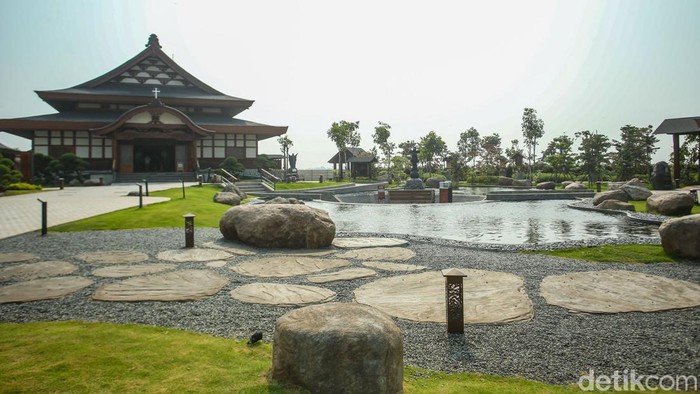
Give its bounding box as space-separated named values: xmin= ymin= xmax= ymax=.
xmin=37 ymin=198 xmax=47 ymax=236
xmin=181 ymin=179 xmax=186 ymax=199
xmin=59 ymin=178 xmax=64 ymax=190
xmin=143 ymin=179 xmax=149 ymax=196
xmin=136 ymin=183 xmax=143 ymax=208
xmin=198 ymin=175 xmax=203 ymax=187
xmin=442 ymin=268 xmax=469 ymax=334
xmin=595 ymin=181 xmax=602 ymax=193
xmin=183 ymin=213 xmax=196 ymax=248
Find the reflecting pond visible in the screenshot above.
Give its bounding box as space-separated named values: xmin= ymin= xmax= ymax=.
xmin=305 ymin=199 xmax=659 ymax=244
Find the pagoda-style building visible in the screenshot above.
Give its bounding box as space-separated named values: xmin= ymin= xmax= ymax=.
xmin=0 ymin=34 xmax=287 ymax=181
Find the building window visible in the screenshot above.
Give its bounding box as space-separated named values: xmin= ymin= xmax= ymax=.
xmin=246 ymin=148 xmax=257 ymax=158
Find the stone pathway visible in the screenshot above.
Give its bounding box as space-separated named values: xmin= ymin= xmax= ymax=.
xmin=1 ymin=238 xmax=699 ymax=327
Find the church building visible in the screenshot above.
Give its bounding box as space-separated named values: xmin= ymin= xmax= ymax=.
xmin=0 ymin=34 xmax=287 ymax=181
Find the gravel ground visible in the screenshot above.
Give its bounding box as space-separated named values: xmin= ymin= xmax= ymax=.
xmin=0 ymin=227 xmax=698 ymax=385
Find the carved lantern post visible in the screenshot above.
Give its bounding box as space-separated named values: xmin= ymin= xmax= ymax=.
xmin=442 ymin=268 xmax=469 ymax=334
xmin=183 ymin=213 xmax=196 ymax=248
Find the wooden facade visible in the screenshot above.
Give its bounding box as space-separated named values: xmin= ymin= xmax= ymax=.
xmin=0 ymin=34 xmax=287 ymax=179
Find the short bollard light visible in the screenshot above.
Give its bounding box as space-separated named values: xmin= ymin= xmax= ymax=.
xmin=143 ymin=179 xmax=149 ymax=196
xmin=37 ymin=198 xmax=48 ymax=236
xmin=181 ymin=179 xmax=186 ymax=199
xmin=183 ymin=213 xmax=196 ymax=248
xmin=442 ymin=268 xmax=469 ymax=334
xmin=59 ymin=178 xmax=64 ymax=190
xmin=595 ymin=181 xmax=602 ymax=192
xmin=136 ymin=183 xmax=143 ymax=208
xmin=198 ymin=175 xmax=203 ymax=187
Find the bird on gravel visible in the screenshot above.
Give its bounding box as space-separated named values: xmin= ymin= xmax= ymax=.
xmin=247 ymin=331 xmax=263 ymax=346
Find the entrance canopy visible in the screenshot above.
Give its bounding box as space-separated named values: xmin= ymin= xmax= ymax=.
xmin=654 ymin=116 xmax=700 ymax=182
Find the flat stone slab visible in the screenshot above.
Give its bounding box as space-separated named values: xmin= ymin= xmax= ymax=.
xmin=76 ymin=251 xmax=149 ymax=264
xmin=202 ymin=239 xmax=257 ymax=256
xmin=0 ymin=261 xmax=77 ymax=280
xmin=307 ymin=268 xmax=377 ymax=283
xmin=354 ymin=269 xmax=533 ymax=324
xmin=332 ymin=237 xmax=409 ymax=249
xmin=92 ymin=264 xmax=176 ymax=278
xmin=266 ymin=249 xmax=337 ymax=257
xmin=540 ymin=270 xmax=700 ymax=314
xmin=0 ymin=252 xmax=39 ymax=264
xmin=231 ymin=257 xmax=351 ymax=278
xmin=362 ymin=261 xmax=427 ymax=272
xmin=92 ymin=269 xmax=229 ymax=301
xmin=336 ymin=247 xmax=416 ymax=261
xmin=230 ymin=283 xmax=336 ymax=306
xmin=205 ymin=260 xmax=228 ymax=268
xmin=156 ymin=248 xmax=233 ymax=262
xmin=0 ymin=276 xmax=93 ymax=303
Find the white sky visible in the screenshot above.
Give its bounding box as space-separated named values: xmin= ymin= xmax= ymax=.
xmin=1 ymin=0 xmax=698 ymax=169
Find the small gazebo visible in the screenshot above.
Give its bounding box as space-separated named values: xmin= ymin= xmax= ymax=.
xmin=653 ymin=116 xmax=700 ymax=182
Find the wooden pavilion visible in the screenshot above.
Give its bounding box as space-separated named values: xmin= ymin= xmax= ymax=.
xmin=653 ymin=116 xmax=700 ymax=182
xmin=0 ymin=34 xmax=287 ymax=181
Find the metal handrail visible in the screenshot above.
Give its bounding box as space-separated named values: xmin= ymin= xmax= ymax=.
xmin=220 ymin=168 xmax=239 ymax=183
xmin=259 ymin=168 xmax=280 ymax=191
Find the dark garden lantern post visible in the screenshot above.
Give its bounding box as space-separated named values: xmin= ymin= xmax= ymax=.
xmin=442 ymin=268 xmax=469 ymax=334
xmin=183 ymin=213 xmax=195 ymax=248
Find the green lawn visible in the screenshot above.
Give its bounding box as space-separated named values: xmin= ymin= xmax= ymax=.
xmin=0 ymin=321 xmax=580 ymax=393
xmin=528 ymin=244 xmax=675 ymax=264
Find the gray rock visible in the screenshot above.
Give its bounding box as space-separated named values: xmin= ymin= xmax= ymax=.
xmin=647 ymin=193 xmax=694 ymax=216
xmin=219 ymin=204 xmax=335 ymax=248
xmin=592 ymin=190 xmax=629 ymax=206
xmin=222 ymin=183 xmax=248 ymax=200
xmin=83 ymin=179 xmax=102 ymax=186
xmin=404 ymin=178 xmax=425 ymax=189
xmin=564 ymin=182 xmax=587 ymax=190
xmin=271 ymin=303 xmax=403 ymax=394
xmin=596 ymin=200 xmax=636 ymax=211
xmin=659 ymin=214 xmax=700 ymax=260
xmin=512 ymin=179 xmax=531 ymax=187
xmin=650 ymin=161 xmax=674 ymax=190
xmin=624 ymin=178 xmax=646 ymax=188
xmin=68 ymin=179 xmax=82 ymax=186
xmin=498 ymin=177 xmax=514 ymax=186
xmin=536 ymin=181 xmax=555 ymax=190
xmin=424 ymin=177 xmax=444 ymax=189
xmin=265 ymin=197 xmax=305 ymax=205
xmin=561 ymin=181 xmax=573 ymax=188
xmin=620 ymin=185 xmax=652 ymax=201
xmin=213 ymin=192 xmax=241 ymax=206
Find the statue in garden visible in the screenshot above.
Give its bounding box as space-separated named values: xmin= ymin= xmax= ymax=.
xmin=404 ymin=146 xmax=424 ymax=189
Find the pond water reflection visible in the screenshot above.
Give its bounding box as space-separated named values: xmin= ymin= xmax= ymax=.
xmin=305 ymin=200 xmax=658 ymax=244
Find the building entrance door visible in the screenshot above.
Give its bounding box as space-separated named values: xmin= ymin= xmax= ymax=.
xmin=133 ymin=141 xmax=175 ymax=172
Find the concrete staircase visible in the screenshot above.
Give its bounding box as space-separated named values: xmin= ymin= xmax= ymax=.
xmin=235 ymin=180 xmax=269 ymax=194
xmin=115 ymin=172 xmax=197 ymax=183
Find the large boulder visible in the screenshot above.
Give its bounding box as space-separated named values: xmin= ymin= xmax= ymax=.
xmin=536 ymin=181 xmax=555 ymax=190
xmin=498 ymin=176 xmax=514 ymax=186
xmin=596 ymin=200 xmax=635 ymax=211
xmin=620 ymin=184 xmax=652 ymax=201
xmin=219 ymin=204 xmax=335 ymax=248
xmin=592 ymin=190 xmax=629 ymax=206
xmin=659 ymin=214 xmax=700 ymax=260
xmin=424 ymin=177 xmax=444 ymax=189
xmin=271 ymin=303 xmax=403 ymax=394
xmin=650 ymin=161 xmax=674 ymax=190
xmin=222 ymin=183 xmax=247 ymax=200
xmin=564 ymin=182 xmax=587 ymax=190
xmin=265 ymin=197 xmax=304 ymax=205
xmin=213 ymin=192 xmax=241 ymax=206
xmin=513 ymin=179 xmax=531 ymax=187
xmin=561 ymin=181 xmax=573 ymax=188
xmin=646 ymin=192 xmax=694 ymax=216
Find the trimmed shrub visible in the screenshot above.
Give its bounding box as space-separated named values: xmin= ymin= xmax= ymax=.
xmin=7 ymin=183 xmax=42 ymax=191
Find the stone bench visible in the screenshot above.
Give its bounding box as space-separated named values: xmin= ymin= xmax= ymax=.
xmin=387 ymin=189 xmax=435 ymax=203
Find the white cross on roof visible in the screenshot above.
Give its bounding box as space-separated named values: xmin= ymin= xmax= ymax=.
xmin=152 ymin=88 xmax=160 ymax=99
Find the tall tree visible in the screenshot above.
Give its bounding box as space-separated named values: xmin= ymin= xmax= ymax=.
xmin=398 ymin=140 xmax=417 ymax=157
xmin=418 ymin=131 xmax=447 ymax=174
xmin=457 ymin=127 xmax=481 ymax=170
xmin=575 ymin=130 xmax=611 ymax=184
xmin=677 ymin=134 xmax=699 ymax=184
xmin=542 ymin=135 xmax=576 ymax=181
xmin=277 ymin=135 xmax=293 ymax=173
xmin=611 ymin=125 xmax=658 ymax=181
xmin=505 ymin=139 xmax=525 ymax=174
xmin=326 ymin=120 xmax=361 ymax=179
xmin=372 ymin=121 xmax=396 ymax=180
xmin=480 ymin=133 xmax=503 ymax=175
xmin=521 ymin=108 xmax=545 ymax=179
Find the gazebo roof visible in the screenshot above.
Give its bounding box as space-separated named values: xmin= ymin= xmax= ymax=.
xmin=653 ymin=116 xmax=700 ymax=135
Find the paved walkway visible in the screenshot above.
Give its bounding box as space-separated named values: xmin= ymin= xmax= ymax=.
xmin=0 ymin=183 xmax=196 ymax=240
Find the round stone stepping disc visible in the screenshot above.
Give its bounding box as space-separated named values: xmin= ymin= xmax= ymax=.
xmin=92 ymin=264 xmax=176 ymax=278
xmin=307 ymin=268 xmax=377 ymax=283
xmin=157 ymin=248 xmax=233 ymax=262
xmin=336 ymin=247 xmax=416 ymax=261
xmin=354 ymin=269 xmax=533 ymax=324
xmin=0 ymin=261 xmax=77 ymax=281
xmin=92 ymin=269 xmax=229 ymax=301
xmin=231 ymin=257 xmax=351 ymax=278
xmin=0 ymin=253 xmax=39 ymax=264
xmin=362 ymin=261 xmax=426 ymax=272
xmin=267 ymin=249 xmax=337 ymax=257
xmin=0 ymin=276 xmax=93 ymax=304
xmin=231 ymin=283 xmax=336 ymax=306
xmin=76 ymin=251 xmax=149 ymax=264
xmin=202 ymin=239 xmax=257 ymax=256
xmin=205 ymin=260 xmax=228 ymax=268
xmin=332 ymin=237 xmax=408 ymax=249
xmin=540 ymin=270 xmax=700 ymax=313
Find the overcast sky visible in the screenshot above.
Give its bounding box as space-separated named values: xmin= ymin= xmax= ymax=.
xmin=1 ymin=0 xmax=698 ymax=169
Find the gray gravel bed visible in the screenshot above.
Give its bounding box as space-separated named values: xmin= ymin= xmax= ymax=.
xmin=0 ymin=228 xmax=698 ymax=385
